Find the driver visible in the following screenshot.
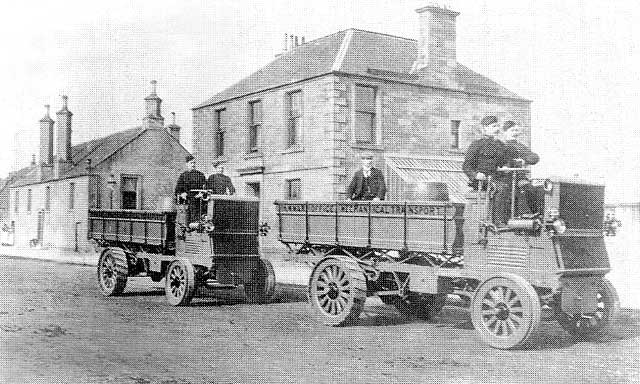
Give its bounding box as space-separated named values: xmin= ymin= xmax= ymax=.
xmin=500 ymin=121 xmax=540 ymax=215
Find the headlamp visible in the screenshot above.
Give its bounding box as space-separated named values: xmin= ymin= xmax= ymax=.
xmin=551 ymin=218 xmax=567 ymax=234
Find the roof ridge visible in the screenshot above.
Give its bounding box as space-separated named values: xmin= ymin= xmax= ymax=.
xmin=332 ymin=29 xmax=354 ymax=71
xmin=348 ymin=28 xmax=417 ymax=42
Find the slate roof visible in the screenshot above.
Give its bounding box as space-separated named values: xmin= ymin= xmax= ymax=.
xmin=9 ymin=127 xmax=175 ymax=187
xmin=385 ymin=155 xmax=469 ymax=203
xmin=195 ymin=29 xmax=527 ymax=109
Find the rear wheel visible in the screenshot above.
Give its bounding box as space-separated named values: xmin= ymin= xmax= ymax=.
xmin=308 ymin=256 xmax=367 ymax=326
xmin=97 ymin=248 xmax=128 ymax=296
xmin=244 ymin=257 xmax=276 ymax=304
xmin=556 ymin=278 xmax=619 ymax=338
xmin=471 ymin=274 xmax=541 ymax=349
xmin=165 ymin=258 xmax=196 ymax=306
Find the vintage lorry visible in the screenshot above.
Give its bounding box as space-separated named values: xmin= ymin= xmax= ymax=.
xmin=275 ymin=169 xmax=619 ymax=349
xmin=90 ymin=194 xmax=275 ymax=306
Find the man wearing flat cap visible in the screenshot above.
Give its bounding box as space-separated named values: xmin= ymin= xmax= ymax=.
xmin=462 ymin=115 xmax=509 ymax=224
xmin=175 ymin=154 xmax=206 ymax=221
xmin=206 ymin=163 xmax=235 ymax=195
xmin=347 ymin=152 xmax=387 ymax=201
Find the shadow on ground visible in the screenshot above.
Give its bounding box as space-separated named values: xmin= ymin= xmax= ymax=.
xmin=356 ymin=302 xmax=640 ymax=350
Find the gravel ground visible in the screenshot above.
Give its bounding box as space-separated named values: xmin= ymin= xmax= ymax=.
xmin=0 ymin=254 xmax=638 ymax=384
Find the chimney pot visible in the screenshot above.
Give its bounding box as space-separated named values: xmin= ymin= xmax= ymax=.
xmin=56 ymin=95 xmax=73 ymax=165
xmin=39 ymin=104 xmax=55 ymax=165
xmin=301 ymin=36 xmax=306 ymax=44
xmin=294 ymin=35 xmax=299 ymax=47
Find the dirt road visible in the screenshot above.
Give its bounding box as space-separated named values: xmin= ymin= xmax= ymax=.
xmin=0 ymin=257 xmax=638 ymax=383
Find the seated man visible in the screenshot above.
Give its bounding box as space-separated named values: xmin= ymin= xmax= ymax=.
xmin=206 ymin=163 xmax=236 ymax=195
xmin=347 ymin=152 xmax=386 ymax=201
xmin=462 ymin=115 xmax=509 ymax=225
xmin=500 ymin=121 xmax=540 ymax=215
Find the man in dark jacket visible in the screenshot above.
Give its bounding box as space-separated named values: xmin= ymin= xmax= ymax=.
xmin=206 ymin=164 xmax=235 ymax=195
xmin=347 ymin=153 xmax=386 ymax=201
xmin=463 ymin=115 xmax=507 ymax=187
xmin=175 ymin=154 xmax=206 ymax=222
xmin=463 ymin=115 xmax=509 ymax=225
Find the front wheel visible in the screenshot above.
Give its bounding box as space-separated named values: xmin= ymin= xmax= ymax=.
xmin=471 ymin=274 xmax=541 ymax=349
xmin=556 ymin=278 xmax=619 ymax=338
xmin=244 ymin=257 xmax=276 ymax=304
xmin=97 ymin=248 xmax=128 ymax=296
xmin=308 ymin=256 xmax=367 ymax=326
xmin=165 ymin=258 xmax=196 ymax=306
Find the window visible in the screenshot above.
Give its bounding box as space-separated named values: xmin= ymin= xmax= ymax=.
xmin=215 ymin=109 xmax=226 ymax=157
xmin=27 ymin=189 xmax=32 ymax=212
xmin=450 ymin=120 xmax=461 ymax=149
xmin=247 ymin=182 xmax=260 ymax=198
xmin=249 ymin=100 xmax=262 ymax=151
xmin=285 ymin=179 xmax=301 ymax=200
xmin=121 ymin=176 xmax=140 ymax=210
xmin=14 ymin=191 xmax=19 ymax=213
xmin=287 ymin=91 xmax=302 ymax=147
xmin=354 ymin=85 xmax=377 ymax=144
xmin=69 ymin=183 xmax=75 ymax=209
xmin=45 ymin=186 xmax=51 ymax=210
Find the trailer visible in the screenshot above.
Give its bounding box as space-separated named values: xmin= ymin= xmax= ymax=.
xmin=275 ymin=169 xmax=619 ymax=349
xmin=90 ymin=194 xmax=275 ymax=306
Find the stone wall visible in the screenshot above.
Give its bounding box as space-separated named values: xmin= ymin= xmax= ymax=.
xmin=193 ymin=74 xmax=531 ymax=253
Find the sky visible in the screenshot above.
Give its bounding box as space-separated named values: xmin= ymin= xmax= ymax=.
xmin=1 ymin=0 xmax=638 ymax=202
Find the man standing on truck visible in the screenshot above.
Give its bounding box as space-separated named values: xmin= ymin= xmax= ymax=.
xmin=463 ymin=115 xmax=509 ymax=225
xmin=347 ymin=152 xmax=387 ymax=201
xmin=175 ymin=154 xmax=206 ymax=222
xmin=206 ymin=163 xmax=235 ymax=195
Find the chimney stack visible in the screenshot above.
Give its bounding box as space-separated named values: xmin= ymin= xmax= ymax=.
xmin=143 ymin=80 xmax=164 ymax=129
xmin=411 ymin=5 xmax=459 ymax=72
xmin=56 ymin=95 xmax=73 ymax=163
xmin=39 ymin=104 xmax=54 ymax=165
xmin=167 ymin=112 xmax=181 ymax=143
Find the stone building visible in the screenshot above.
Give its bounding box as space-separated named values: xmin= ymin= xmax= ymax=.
xmin=8 ymin=82 xmax=190 ymax=251
xmin=192 ymin=6 xmax=532 ymax=252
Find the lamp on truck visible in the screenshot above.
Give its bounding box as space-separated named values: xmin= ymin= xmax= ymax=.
xmin=550 ymin=218 xmax=567 ymax=234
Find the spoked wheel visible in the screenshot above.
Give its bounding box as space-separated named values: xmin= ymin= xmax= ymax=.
xmin=556 ymin=278 xmax=619 ymax=338
xmin=471 ymin=274 xmax=541 ymax=349
xmin=97 ymin=248 xmax=128 ymax=296
xmin=244 ymin=257 xmax=276 ymax=304
xmin=308 ymin=256 xmax=367 ymax=326
xmin=165 ymin=258 xmax=196 ymax=306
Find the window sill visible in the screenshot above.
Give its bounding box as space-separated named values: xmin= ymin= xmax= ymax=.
xmin=447 ymin=149 xmax=465 ymax=156
xmin=350 ymin=143 xmax=384 ymax=152
xmin=281 ymin=145 xmax=304 ymax=154
xmin=212 ymin=156 xmax=229 ymax=165
xmin=244 ymin=150 xmax=264 ymax=159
